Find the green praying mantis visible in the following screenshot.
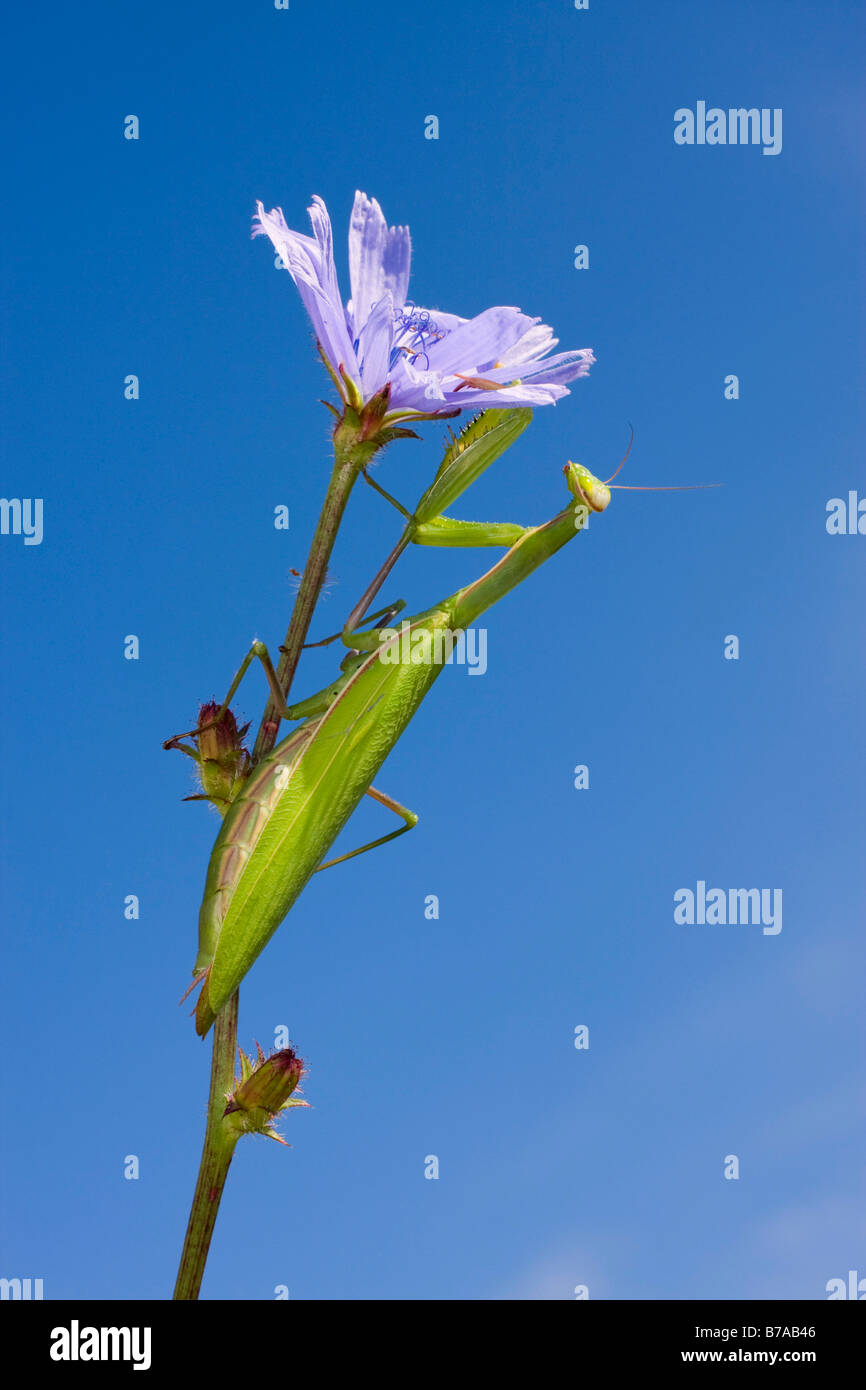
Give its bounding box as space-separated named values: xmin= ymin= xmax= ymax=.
xmin=165 ymin=409 xmax=616 ymax=1036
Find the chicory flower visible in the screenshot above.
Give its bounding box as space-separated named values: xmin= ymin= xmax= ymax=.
xmin=253 ymin=191 xmax=595 ymax=418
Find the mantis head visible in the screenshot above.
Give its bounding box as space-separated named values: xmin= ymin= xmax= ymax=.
xmin=564 ymin=462 xmax=611 ymax=513
xmin=565 ymin=430 xmax=718 ymax=507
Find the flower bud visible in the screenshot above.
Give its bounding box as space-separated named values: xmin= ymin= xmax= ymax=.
xmin=224 ymin=1046 xmax=308 ymax=1145
xmin=195 ymin=703 xmax=251 ymax=811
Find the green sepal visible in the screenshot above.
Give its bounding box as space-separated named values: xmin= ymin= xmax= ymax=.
xmin=375 ymin=426 xmax=422 ymax=446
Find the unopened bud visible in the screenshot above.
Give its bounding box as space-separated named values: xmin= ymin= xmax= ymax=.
xmin=224 ymin=1046 xmax=307 ymax=1144
xmin=196 ymin=703 xmax=251 ymax=810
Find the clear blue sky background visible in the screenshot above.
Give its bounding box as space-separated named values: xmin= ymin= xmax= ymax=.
xmin=2 ymin=0 xmax=863 ymax=1300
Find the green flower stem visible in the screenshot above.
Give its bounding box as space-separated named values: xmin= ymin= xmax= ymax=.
xmin=173 ymin=990 xmax=240 ymax=1301
xmin=174 ymin=423 xmax=369 ymax=1299
xmin=251 ymin=437 xmax=365 ymax=764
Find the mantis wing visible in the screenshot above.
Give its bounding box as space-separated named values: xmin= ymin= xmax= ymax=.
xmin=196 ymin=606 xmax=453 ymax=1034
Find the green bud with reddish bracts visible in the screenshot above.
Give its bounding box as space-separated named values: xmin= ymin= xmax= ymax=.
xmin=194 ymin=703 xmax=251 ymax=813
xmin=223 ymin=1045 xmax=308 ymax=1145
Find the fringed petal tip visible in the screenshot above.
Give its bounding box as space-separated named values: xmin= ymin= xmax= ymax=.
xmin=351 ymin=187 xmax=409 ymax=239
xmin=251 ymin=201 xmax=289 ymax=239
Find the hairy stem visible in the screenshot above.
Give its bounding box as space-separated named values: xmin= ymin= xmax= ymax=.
xmin=173 ymin=991 xmax=240 ymax=1300
xmin=174 ymin=424 xmax=368 ymax=1298
xmin=251 ymin=442 xmax=364 ymax=764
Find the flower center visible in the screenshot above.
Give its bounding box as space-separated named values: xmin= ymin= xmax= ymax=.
xmin=389 ymin=302 xmax=446 ymax=371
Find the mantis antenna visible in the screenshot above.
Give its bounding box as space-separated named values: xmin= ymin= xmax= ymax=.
xmin=603 ymin=425 xmax=634 ymax=484
xmin=603 ymin=426 xmax=719 ymax=491
xmin=608 ymin=484 xmax=720 ymax=490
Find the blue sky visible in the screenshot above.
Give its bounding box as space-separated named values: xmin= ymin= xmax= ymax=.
xmin=1 ymin=0 xmax=864 ymax=1299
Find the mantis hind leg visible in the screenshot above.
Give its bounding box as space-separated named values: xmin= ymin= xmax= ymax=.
xmin=313 ymin=786 xmax=418 ymax=873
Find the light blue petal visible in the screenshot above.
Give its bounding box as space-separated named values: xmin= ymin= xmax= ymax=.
xmin=453 ymin=349 xmax=595 ymax=389
xmin=517 ymin=348 xmax=596 ymax=385
xmin=426 ymin=307 xmax=538 ymax=376
xmin=443 ymin=383 xmax=568 ymax=408
xmin=357 ymin=291 xmax=394 ymax=397
xmin=253 ymin=200 xmax=359 ymax=381
xmin=306 ymin=196 xmax=359 ymax=372
xmin=348 ymin=192 xmax=411 ymax=336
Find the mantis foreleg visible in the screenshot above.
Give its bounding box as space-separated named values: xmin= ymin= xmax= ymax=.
xmin=339 ymin=413 xmax=535 ymax=645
